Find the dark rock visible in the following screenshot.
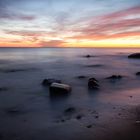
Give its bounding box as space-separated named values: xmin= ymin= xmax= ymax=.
xmin=106 ymin=75 xmax=122 ymax=79
xmin=61 ymin=119 xmax=65 ymax=122
xmin=0 ymin=87 xmax=8 ymax=91
xmin=64 ymin=107 xmax=76 ymax=114
xmin=42 ymin=79 xmax=61 ymax=86
xmin=50 ymin=83 xmax=71 ymax=95
xmin=95 ymin=115 xmax=99 ymax=119
xmin=86 ymin=55 xmax=91 ymax=58
xmin=0 ymin=133 xmax=3 ymax=139
xmin=76 ymin=115 xmax=83 ymax=120
xmin=128 ymin=53 xmax=140 ymax=59
xmin=88 ymin=78 xmax=99 ymax=89
xmin=86 ymin=125 xmax=92 ymax=128
xmin=136 ymin=72 xmax=140 ymax=76
xmin=0 ymin=68 xmax=37 ymax=73
xmin=85 ymin=64 xmax=103 ymax=68
xmin=5 ymin=107 xmax=21 ymax=115
xmin=77 ymin=75 xmax=87 ymax=79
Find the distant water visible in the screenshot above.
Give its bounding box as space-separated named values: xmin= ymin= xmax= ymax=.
xmin=0 ymin=48 xmax=140 ymax=63
xmin=0 ymin=48 xmax=140 ymax=140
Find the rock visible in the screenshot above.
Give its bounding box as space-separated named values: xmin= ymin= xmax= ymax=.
xmin=5 ymin=107 xmax=21 ymax=115
xmin=106 ymin=75 xmax=122 ymax=79
xmin=64 ymin=107 xmax=76 ymax=114
xmin=76 ymin=115 xmax=83 ymax=120
xmin=95 ymin=115 xmax=99 ymax=119
xmin=86 ymin=55 xmax=91 ymax=58
xmin=128 ymin=53 xmax=140 ymax=59
xmin=42 ymin=79 xmax=61 ymax=86
xmin=86 ymin=125 xmax=92 ymax=128
xmin=49 ymin=83 xmax=71 ymax=95
xmin=84 ymin=55 xmax=95 ymax=58
xmin=77 ymin=75 xmax=87 ymax=79
xmin=88 ymin=78 xmax=99 ymax=89
xmin=136 ymin=72 xmax=140 ymax=76
xmin=0 ymin=87 xmax=8 ymax=91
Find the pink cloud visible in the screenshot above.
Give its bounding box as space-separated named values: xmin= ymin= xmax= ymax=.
xmin=70 ymin=6 xmax=140 ymax=40
xmin=39 ymin=40 xmax=66 ymax=47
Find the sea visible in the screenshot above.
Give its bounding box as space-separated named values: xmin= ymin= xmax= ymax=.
xmin=0 ymin=48 xmax=140 ymax=140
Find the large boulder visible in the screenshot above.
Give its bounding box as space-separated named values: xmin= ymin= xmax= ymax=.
xmin=128 ymin=53 xmax=140 ymax=59
xmin=42 ymin=79 xmax=61 ymax=86
xmin=88 ymin=78 xmax=99 ymax=89
xmin=49 ymin=83 xmax=71 ymax=95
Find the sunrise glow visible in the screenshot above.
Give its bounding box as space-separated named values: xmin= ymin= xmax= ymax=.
xmin=0 ymin=0 xmax=140 ymax=48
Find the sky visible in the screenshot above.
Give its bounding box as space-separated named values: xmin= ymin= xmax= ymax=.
xmin=0 ymin=0 xmax=140 ymax=48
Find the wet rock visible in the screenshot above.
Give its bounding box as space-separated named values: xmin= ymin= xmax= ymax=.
xmin=64 ymin=107 xmax=76 ymax=114
xmin=76 ymin=115 xmax=83 ymax=120
xmin=85 ymin=64 xmax=103 ymax=68
xmin=42 ymin=79 xmax=61 ymax=86
xmin=0 ymin=68 xmax=37 ymax=73
xmin=0 ymin=87 xmax=8 ymax=91
xmin=136 ymin=72 xmax=140 ymax=76
xmin=95 ymin=115 xmax=99 ymax=119
xmin=106 ymin=75 xmax=122 ymax=79
xmin=77 ymin=75 xmax=87 ymax=79
xmin=49 ymin=83 xmax=71 ymax=95
xmin=83 ymin=55 xmax=95 ymax=58
xmin=85 ymin=55 xmax=91 ymax=58
xmin=128 ymin=53 xmax=140 ymax=59
xmin=0 ymin=133 xmax=3 ymax=139
xmin=88 ymin=78 xmax=99 ymax=89
xmin=5 ymin=107 xmax=21 ymax=115
xmin=86 ymin=125 xmax=92 ymax=128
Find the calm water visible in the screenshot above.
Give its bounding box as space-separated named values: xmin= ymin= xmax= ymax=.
xmin=0 ymin=48 xmax=140 ymax=140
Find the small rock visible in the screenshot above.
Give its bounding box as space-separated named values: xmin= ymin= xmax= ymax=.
xmin=0 ymin=87 xmax=8 ymax=91
xmin=86 ymin=55 xmax=91 ymax=58
xmin=88 ymin=78 xmax=99 ymax=89
xmin=95 ymin=115 xmax=99 ymax=119
xmin=76 ymin=115 xmax=83 ymax=120
xmin=128 ymin=53 xmax=140 ymax=59
xmin=118 ymin=113 xmax=121 ymax=116
xmin=42 ymin=79 xmax=61 ymax=86
xmin=61 ymin=119 xmax=65 ymax=122
xmin=0 ymin=133 xmax=3 ymax=139
xmin=86 ymin=125 xmax=92 ymax=128
xmin=135 ymin=120 xmax=140 ymax=124
xmin=5 ymin=107 xmax=20 ymax=115
xmin=106 ymin=75 xmax=122 ymax=79
xmin=136 ymin=72 xmax=140 ymax=76
xmin=77 ymin=76 xmax=87 ymax=79
xmin=64 ymin=107 xmax=76 ymax=114
xmin=50 ymin=83 xmax=71 ymax=95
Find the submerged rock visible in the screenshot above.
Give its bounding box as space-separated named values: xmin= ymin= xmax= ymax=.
xmin=106 ymin=75 xmax=122 ymax=79
xmin=86 ymin=125 xmax=92 ymax=128
xmin=0 ymin=87 xmax=8 ymax=91
xmin=77 ymin=75 xmax=87 ymax=79
xmin=88 ymin=78 xmax=99 ymax=89
xmin=83 ymin=55 xmax=95 ymax=58
xmin=64 ymin=107 xmax=76 ymax=114
xmin=42 ymin=79 xmax=61 ymax=86
xmin=136 ymin=72 xmax=140 ymax=76
xmin=128 ymin=53 xmax=140 ymax=59
xmin=76 ymin=115 xmax=83 ymax=120
xmin=49 ymin=83 xmax=71 ymax=95
xmin=86 ymin=55 xmax=91 ymax=58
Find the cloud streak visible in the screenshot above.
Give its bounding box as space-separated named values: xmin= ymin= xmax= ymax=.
xmin=0 ymin=0 xmax=140 ymax=47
